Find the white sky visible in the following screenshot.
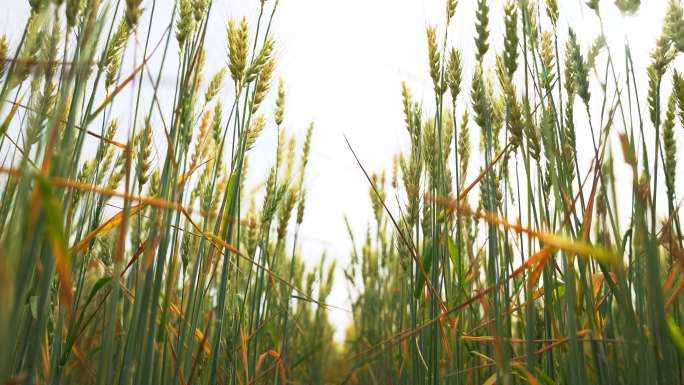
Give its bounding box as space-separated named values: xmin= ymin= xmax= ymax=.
xmin=2 ymin=0 xmax=676 ymax=343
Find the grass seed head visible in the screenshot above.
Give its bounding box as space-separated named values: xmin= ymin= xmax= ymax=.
xmin=615 ymin=0 xmax=640 ymax=14
xmin=277 ymin=186 xmax=299 ymax=240
xmin=426 ymin=26 xmax=442 ymax=95
xmin=568 ymin=29 xmax=591 ymax=104
xmin=228 ymin=17 xmax=249 ymax=84
xmin=541 ymin=31 xmax=555 ymax=88
xmin=246 ymin=38 xmax=274 ymax=83
xmin=447 ymin=0 xmax=458 ymax=22
xmin=673 ymin=71 xmax=684 ymax=128
xmin=296 ymin=189 xmax=306 ymax=225
xmin=193 ymin=0 xmax=210 ymax=22
xmin=524 ymin=108 xmax=541 ymax=161
xmin=298 ymin=123 xmax=313 ymax=188
xmin=546 ymin=0 xmax=559 ymax=26
xmin=447 ymin=48 xmax=462 ymax=103
xmin=0 ymin=35 xmax=8 ymax=79
xmin=205 ymin=67 xmax=226 ymax=103
xmin=126 ymin=0 xmax=143 ymax=28
xmin=275 ymin=78 xmax=285 ymax=125
xmin=104 ymin=19 xmax=131 ymax=89
xmin=176 ymin=0 xmax=195 ymax=49
xmin=475 ymin=0 xmax=490 ymax=63
xmin=663 ymin=91 xmax=677 ymax=196
xmin=504 ymin=1 xmax=518 ymax=77
xmin=66 ymin=0 xmax=85 ymax=29
xmin=252 ymin=57 xmax=276 ymax=114
xmin=401 ymin=81 xmax=413 ymax=132
xmin=458 ymin=111 xmax=470 ymax=185
xmin=286 ymin=135 xmax=296 ymax=181
xmin=136 ymin=118 xmax=153 ymax=187
xmin=246 ymin=115 xmax=266 ymax=151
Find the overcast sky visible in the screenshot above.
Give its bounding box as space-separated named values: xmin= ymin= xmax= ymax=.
xmin=2 ymin=0 xmax=674 ymax=342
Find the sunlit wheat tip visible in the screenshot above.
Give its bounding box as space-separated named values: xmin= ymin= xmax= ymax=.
xmin=66 ymin=0 xmax=85 ymax=29
xmin=125 ymin=0 xmax=143 ymax=28
xmin=568 ymin=29 xmax=591 ymax=104
xmin=104 ymin=19 xmax=131 ymax=89
xmin=251 ymin=57 xmax=275 ymax=114
xmin=298 ymin=123 xmax=313 ymax=188
xmin=277 ymin=186 xmax=299 ymax=240
xmin=246 ymin=114 xmax=266 ymax=151
xmin=546 ymin=0 xmax=559 ymax=26
xmin=275 ymin=77 xmax=285 ymax=126
xmin=663 ymin=91 xmax=677 ymax=198
xmin=475 ymin=0 xmax=490 ymax=63
xmin=0 ymin=35 xmax=8 ymax=79
xmin=401 ymin=81 xmax=413 ymax=132
xmin=205 ymin=67 xmax=226 ymax=103
xmin=426 ymin=26 xmax=441 ymax=95
xmin=296 ymin=189 xmax=306 ymax=225
xmin=446 ymin=0 xmax=458 ymax=22
xmin=503 ymin=2 xmax=518 ymax=79
xmin=176 ymin=0 xmax=195 ymax=49
xmin=193 ymin=0 xmax=210 ymax=22
xmin=586 ymin=35 xmax=606 ymax=71
xmin=228 ymin=17 xmax=249 ymax=84
xmin=246 ymin=38 xmax=274 ymax=83
xmin=615 ymin=0 xmax=641 ymax=13
xmin=447 ymin=48 xmax=462 ymax=104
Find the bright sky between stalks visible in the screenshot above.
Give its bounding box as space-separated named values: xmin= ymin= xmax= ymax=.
xmin=2 ymin=0 xmax=674 ymax=343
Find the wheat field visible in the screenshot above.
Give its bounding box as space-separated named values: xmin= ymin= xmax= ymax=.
xmin=1 ymin=0 xmax=684 ymax=384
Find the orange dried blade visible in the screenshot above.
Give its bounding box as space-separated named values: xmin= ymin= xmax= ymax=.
xmin=177 ymin=158 xmax=212 ymax=187
xmin=593 ymin=274 xmax=605 ymax=301
xmin=666 ymin=279 xmax=684 ymax=311
xmin=438 ymin=315 xmax=453 ymax=359
xmin=579 ymin=166 xmax=602 ymax=245
xmin=0 ymin=96 xmax=22 ymax=136
xmin=253 ymin=351 xmax=286 ymax=385
xmin=72 ymin=204 xmax=146 ymax=253
xmin=528 ymin=247 xmax=554 ymax=288
xmin=665 ymin=264 xmax=680 ymax=291
xmin=240 ymin=330 xmax=249 ymax=381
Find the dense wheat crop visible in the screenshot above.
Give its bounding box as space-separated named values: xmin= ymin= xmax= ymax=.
xmin=0 ymin=0 xmax=339 ymax=384
xmin=341 ymin=0 xmax=684 ymax=384
xmin=1 ymin=0 xmax=684 ymax=384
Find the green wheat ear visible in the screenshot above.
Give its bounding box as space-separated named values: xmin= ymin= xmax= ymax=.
xmin=496 ymin=56 xmax=523 ymax=150
xmin=0 ymin=35 xmax=8 ymax=79
xmin=176 ymin=0 xmax=195 ymax=49
xmin=546 ymin=0 xmax=559 ymax=26
xmin=275 ymin=78 xmax=286 ymax=126
xmin=566 ymin=29 xmax=590 ymax=105
xmin=205 ymin=67 xmax=226 ymax=103
xmin=457 ymin=110 xmax=470 ymax=186
xmin=503 ymin=1 xmax=518 ymax=77
xmin=252 ymin=57 xmax=276 ymax=114
xmin=615 ymin=0 xmax=641 ymax=14
xmin=663 ymin=91 xmax=677 ymax=199
xmin=227 ymin=17 xmax=249 ymax=84
xmin=474 ymin=0 xmax=489 ymax=63
xmin=103 ymin=19 xmax=131 ymax=89
xmin=136 ymin=118 xmax=153 ymax=187
xmin=426 ymin=26 xmax=441 ymax=95
xmin=125 ymin=0 xmax=144 ymax=28
xmin=447 ymin=48 xmax=462 ymax=104
xmin=446 ymin=0 xmax=458 ymax=22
